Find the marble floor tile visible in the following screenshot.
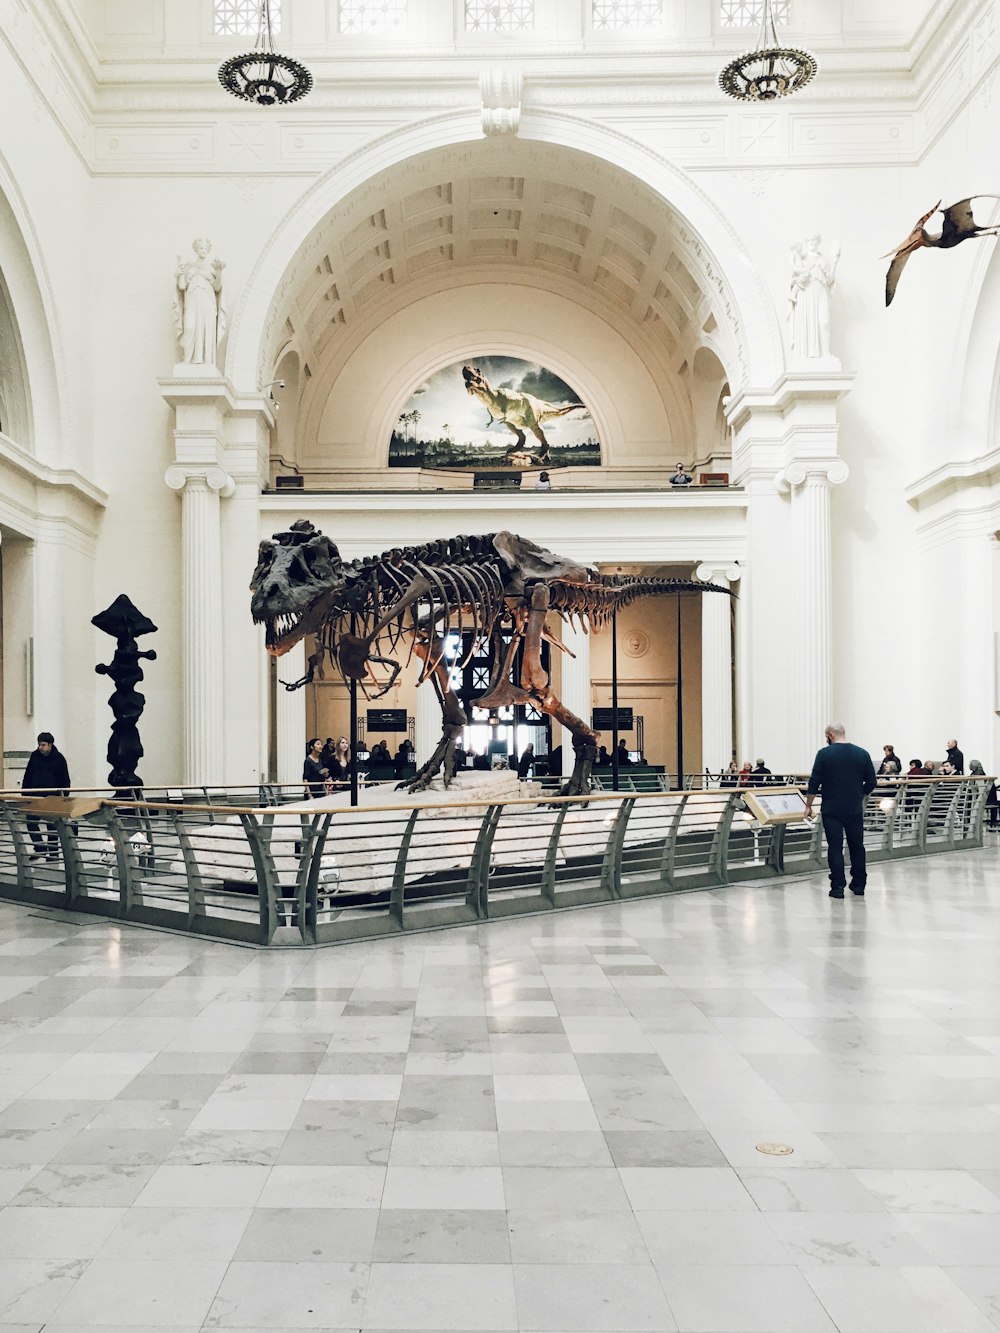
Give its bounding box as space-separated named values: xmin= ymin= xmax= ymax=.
xmin=738 ymin=1167 xmax=888 ymax=1213
xmin=512 ymin=1262 xmax=675 ymax=1331
xmin=766 ymin=1210 xmax=934 ymax=1266
xmin=134 ymin=1163 xmax=270 ymax=1208
xmin=257 ymin=1163 xmax=386 ymax=1209
xmin=389 ymin=1130 xmax=501 ymax=1167
xmin=501 ymin=1166 xmax=629 ymax=1212
xmin=658 ymin=1262 xmax=838 ymax=1331
xmin=381 ymin=1165 xmax=504 ymax=1210
xmin=234 ymin=1206 xmax=379 ymax=1262
xmin=0 ymin=1206 xmax=123 ymax=1258
xmin=0 ymin=1258 xmax=88 ymax=1323
xmin=803 ymin=1264 xmax=996 ymax=1332
xmin=47 ymin=1258 xmax=229 ymax=1326
xmin=853 ymin=1168 xmax=1000 ymax=1214
xmin=635 ymin=1209 xmax=792 ymax=1266
xmin=373 ymin=1208 xmax=510 ymax=1263
xmin=895 ymin=1212 xmax=1000 ymax=1265
xmin=9 ymin=1164 xmax=154 ymax=1209
xmin=94 ymin=1205 xmax=252 ymax=1261
xmin=507 ymin=1208 xmax=648 ymax=1264
xmin=362 ymin=1261 xmax=516 ymax=1330
xmin=205 ymin=1259 xmax=368 ymax=1328
xmin=4 ymin=853 xmax=1000 ymax=1328
xmin=618 ymin=1166 xmax=756 ymax=1212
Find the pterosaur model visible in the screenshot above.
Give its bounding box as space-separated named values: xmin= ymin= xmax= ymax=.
xmin=251 ymin=521 xmax=730 ymax=796
xmin=884 ymin=196 xmax=1000 ymax=306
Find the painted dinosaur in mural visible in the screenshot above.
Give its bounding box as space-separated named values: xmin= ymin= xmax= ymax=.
xmin=461 ymin=364 xmax=587 ymax=461
xmin=250 ymin=521 xmax=731 ymax=796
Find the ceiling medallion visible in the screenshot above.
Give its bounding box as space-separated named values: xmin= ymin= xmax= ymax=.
xmin=219 ymin=0 xmax=313 ymax=106
xmin=719 ymin=0 xmax=816 ymax=102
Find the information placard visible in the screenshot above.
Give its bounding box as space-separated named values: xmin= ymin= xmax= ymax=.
xmin=742 ymin=786 xmax=809 ymax=825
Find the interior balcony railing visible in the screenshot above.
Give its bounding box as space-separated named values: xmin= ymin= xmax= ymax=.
xmin=0 ymin=777 xmax=990 ymax=948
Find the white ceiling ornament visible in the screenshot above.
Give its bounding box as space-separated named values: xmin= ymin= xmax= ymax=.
xmin=481 ymin=68 xmax=522 ymax=136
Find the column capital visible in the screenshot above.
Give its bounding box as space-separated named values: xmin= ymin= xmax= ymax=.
xmin=696 ymin=562 xmax=741 ymax=586
xmin=775 ymin=458 xmax=849 ymax=494
xmin=165 ymin=464 xmax=236 ymax=498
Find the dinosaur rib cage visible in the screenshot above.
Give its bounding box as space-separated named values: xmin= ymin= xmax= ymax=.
xmin=316 ymin=551 xmax=511 ymax=689
xmin=311 ymin=531 xmax=716 ymax=693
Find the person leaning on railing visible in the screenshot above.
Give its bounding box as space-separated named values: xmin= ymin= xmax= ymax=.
xmin=22 ymin=731 xmax=71 ymax=861
xmin=969 ymin=761 xmax=998 ymax=828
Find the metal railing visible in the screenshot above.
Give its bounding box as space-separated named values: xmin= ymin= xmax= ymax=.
xmin=0 ymin=777 xmax=990 ymax=948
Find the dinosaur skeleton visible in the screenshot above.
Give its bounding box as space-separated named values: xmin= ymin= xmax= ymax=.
xmin=251 ymin=521 xmax=731 ymax=795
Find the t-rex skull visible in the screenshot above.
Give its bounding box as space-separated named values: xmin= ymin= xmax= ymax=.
xmin=250 ymin=519 xmax=345 ymax=655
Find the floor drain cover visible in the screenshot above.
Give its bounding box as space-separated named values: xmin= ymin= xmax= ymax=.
xmin=756 ymin=1142 xmax=794 ymax=1156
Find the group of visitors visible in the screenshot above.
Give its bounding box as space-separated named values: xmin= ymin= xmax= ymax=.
xmin=877 ymin=740 xmax=966 ymax=777
xmin=720 ymin=759 xmax=773 ymax=786
xmin=303 ymin=735 xmax=417 ymax=796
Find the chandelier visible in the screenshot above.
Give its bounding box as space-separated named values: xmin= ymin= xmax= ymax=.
xmin=718 ymin=0 xmax=817 ymax=102
xmin=218 ymin=0 xmax=313 ymax=106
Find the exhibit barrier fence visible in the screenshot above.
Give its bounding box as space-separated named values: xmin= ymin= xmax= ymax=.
xmin=0 ymin=776 xmax=990 ymax=947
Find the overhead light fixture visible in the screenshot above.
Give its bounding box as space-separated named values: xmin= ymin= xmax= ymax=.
xmin=219 ymin=0 xmax=312 ymax=106
xmin=719 ymin=0 xmax=816 ymax=102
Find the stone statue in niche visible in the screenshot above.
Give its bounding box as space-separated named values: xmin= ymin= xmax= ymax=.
xmin=174 ymin=238 xmax=227 ymax=366
xmin=789 ymin=235 xmax=840 ymax=359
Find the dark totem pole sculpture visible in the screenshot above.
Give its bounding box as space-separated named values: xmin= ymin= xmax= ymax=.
xmin=92 ymin=595 xmax=158 ymax=790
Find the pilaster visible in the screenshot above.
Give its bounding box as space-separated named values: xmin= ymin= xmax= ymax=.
xmin=164 ymin=465 xmax=234 ymax=785
xmin=559 ymin=620 xmax=592 ymax=778
xmin=696 ymin=563 xmax=740 ymax=775
xmin=726 ymin=371 xmax=853 ymax=770
xmin=160 ymin=373 xmax=272 ymax=786
xmin=414 ymin=681 xmax=440 ymax=767
xmin=274 ymin=640 xmax=307 ymax=788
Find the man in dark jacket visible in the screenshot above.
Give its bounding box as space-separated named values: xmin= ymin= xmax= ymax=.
xmin=22 ymin=731 xmax=71 ymax=861
xmin=804 ymin=723 xmax=877 ymax=899
xmin=944 ymin=740 xmax=964 ymax=775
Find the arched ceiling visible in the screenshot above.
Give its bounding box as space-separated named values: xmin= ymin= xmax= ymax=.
xmin=265 ymin=137 xmax=740 ymax=394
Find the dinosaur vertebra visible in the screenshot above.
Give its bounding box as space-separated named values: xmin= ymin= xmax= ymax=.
xmin=251 ymin=521 xmax=731 ymax=795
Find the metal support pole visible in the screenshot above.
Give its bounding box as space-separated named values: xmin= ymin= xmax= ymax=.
xmin=349 ymin=615 xmax=359 ymax=808
xmin=676 ymin=591 xmax=684 ymax=788
xmin=611 ymin=604 xmax=620 ymax=792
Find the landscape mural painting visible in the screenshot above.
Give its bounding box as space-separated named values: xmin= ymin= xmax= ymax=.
xmin=389 ymin=356 xmax=602 ymax=470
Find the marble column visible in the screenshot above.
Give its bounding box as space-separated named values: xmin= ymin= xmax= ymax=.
xmin=274 ymin=638 xmax=306 ymax=788
xmin=696 ymin=563 xmax=740 ymax=775
xmin=781 ymin=460 xmax=848 ymax=761
xmin=165 ymin=465 xmax=234 ymax=785
xmin=414 ymin=678 xmax=441 ymax=767
xmin=559 ymin=620 xmax=591 ymax=778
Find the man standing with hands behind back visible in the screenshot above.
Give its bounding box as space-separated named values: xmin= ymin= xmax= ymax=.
xmin=804 ymin=722 xmax=877 ymax=899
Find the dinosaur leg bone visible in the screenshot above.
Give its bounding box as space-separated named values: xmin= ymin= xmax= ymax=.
xmin=398 ymin=634 xmax=468 ymax=794
xmin=473 ymin=620 xmax=524 ymax=709
xmin=534 ymin=688 xmax=598 ymax=797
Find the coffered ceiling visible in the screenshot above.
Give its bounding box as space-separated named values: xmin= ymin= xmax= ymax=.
xmin=269 ymin=138 xmax=732 ymax=391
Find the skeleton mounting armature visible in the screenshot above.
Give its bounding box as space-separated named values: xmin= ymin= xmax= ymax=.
xmin=251 ymin=522 xmax=732 ymax=795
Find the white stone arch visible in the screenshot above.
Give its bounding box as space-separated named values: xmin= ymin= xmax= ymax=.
xmin=226 ymin=111 xmax=785 ymax=395
xmin=950 ymin=232 xmax=1000 ymax=452
xmin=0 ymin=151 xmax=67 ymax=464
